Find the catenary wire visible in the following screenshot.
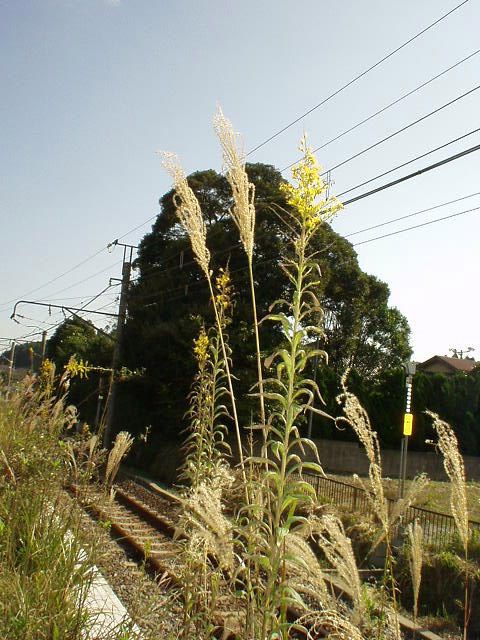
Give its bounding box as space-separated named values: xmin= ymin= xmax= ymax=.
xmin=283 ymin=84 xmax=480 ymax=174
xmin=337 ymin=127 xmax=480 ymax=197
xmin=2 ymin=1 xmax=473 ymax=309
xmin=130 ymin=193 xmax=480 ymax=304
xmin=283 ymin=48 xmax=480 ymax=165
xmin=247 ymin=0 xmax=471 ymax=156
xmin=342 ymin=142 xmax=480 ymax=206
xmin=129 ymin=132 xmax=480 ymax=289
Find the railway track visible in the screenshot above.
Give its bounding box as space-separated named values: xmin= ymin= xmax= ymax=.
xmin=70 ymin=478 xmax=443 ymax=640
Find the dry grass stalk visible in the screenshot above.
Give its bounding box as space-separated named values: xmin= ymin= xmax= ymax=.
xmin=161 ymin=152 xmax=211 ymax=275
xmin=105 ymin=431 xmax=134 ymax=487
xmin=284 ymin=531 xmax=330 ymax=609
xmin=213 ymin=106 xmax=255 ymax=260
xmin=161 ymin=152 xmax=247 ymax=481
xmin=336 ymin=379 xmax=388 ymax=536
xmin=299 ymin=610 xmax=364 ymax=640
xmin=406 ymin=520 xmax=423 ymax=625
xmin=213 ymin=106 xmax=267 ymax=454
xmin=178 ymin=482 xmax=233 ymax=572
xmin=426 ymin=411 xmax=469 ymax=548
xmin=427 ymin=410 xmax=470 ymax=640
xmin=312 ymin=515 xmax=362 ymax=619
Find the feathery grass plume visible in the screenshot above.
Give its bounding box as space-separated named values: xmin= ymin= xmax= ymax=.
xmin=177 ymin=482 xmax=234 ymax=572
xmin=312 ymin=514 xmax=362 ymax=620
xmin=406 ymin=520 xmax=423 ymax=629
xmin=161 ymin=152 xmax=211 ymax=275
xmin=426 ymin=410 xmax=470 ymax=639
xmin=426 ymin=411 xmax=469 ymax=549
xmin=213 ymin=106 xmax=255 ymax=260
xmin=284 ymin=531 xmax=330 ymax=609
xmin=105 ymin=431 xmax=134 ymax=488
xmin=214 ymin=106 xmax=269 ymax=464
xmin=299 ymin=610 xmax=364 ymax=640
xmin=336 ymin=376 xmax=389 ymax=537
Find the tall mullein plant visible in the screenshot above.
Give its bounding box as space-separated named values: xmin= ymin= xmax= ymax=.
xmin=259 ymin=138 xmax=342 ymax=637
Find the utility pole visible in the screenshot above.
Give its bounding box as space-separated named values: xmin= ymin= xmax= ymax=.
xmin=94 ymin=377 xmax=105 ymax=430
xmin=7 ymin=340 xmax=15 ymax=386
xmin=103 ymin=241 xmax=136 ymax=447
xmin=40 ymin=330 xmax=47 ymax=365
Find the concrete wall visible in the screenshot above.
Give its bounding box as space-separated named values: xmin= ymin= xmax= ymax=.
xmin=312 ymin=438 xmax=480 ymax=482
xmin=148 ymin=436 xmax=480 ymax=484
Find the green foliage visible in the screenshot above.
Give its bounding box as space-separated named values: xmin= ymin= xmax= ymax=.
xmin=180 ymin=321 xmax=231 ymax=491
xmin=46 ymin=317 xmax=114 ymax=426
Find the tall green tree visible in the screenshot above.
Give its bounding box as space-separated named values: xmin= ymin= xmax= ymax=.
xmin=122 ymin=162 xmax=411 ymax=440
xmin=47 ymin=318 xmax=113 ymax=425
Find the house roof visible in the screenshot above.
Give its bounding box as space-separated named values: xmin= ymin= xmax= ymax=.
xmin=418 ymin=355 xmax=478 ymax=373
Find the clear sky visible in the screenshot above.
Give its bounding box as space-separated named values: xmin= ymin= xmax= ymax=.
xmin=1 ymin=0 xmax=479 ymax=362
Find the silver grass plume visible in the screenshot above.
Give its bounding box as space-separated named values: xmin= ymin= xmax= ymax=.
xmin=300 ymin=610 xmax=364 ymax=640
xmin=426 ymin=410 xmax=469 ymax=549
xmin=213 ymin=107 xmax=255 ymax=260
xmin=105 ymin=431 xmax=134 ymax=487
xmin=161 ymin=152 xmax=211 ymax=275
xmin=284 ymin=531 xmax=330 ymax=609
xmin=177 ymin=482 xmax=233 ymax=571
xmin=312 ymin=515 xmax=362 ymax=620
xmin=406 ymin=520 xmax=423 ymax=623
xmin=336 ymin=377 xmax=388 ymax=536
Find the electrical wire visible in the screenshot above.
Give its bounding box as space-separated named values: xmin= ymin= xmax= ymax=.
xmin=128 ymin=132 xmax=480 ymax=291
xmin=342 ymin=142 xmax=480 ymax=206
xmin=337 ymin=127 xmax=480 ymax=198
xmin=283 ymin=85 xmax=480 ymax=174
xmin=0 ymin=247 xmax=108 ymax=309
xmin=157 ymin=204 xmax=480 ymax=307
xmin=353 ymin=205 xmax=480 ymax=246
xmin=344 ymin=191 xmax=480 ymax=238
xmin=283 ymin=48 xmax=480 ymax=166
xmin=247 ymin=0 xmax=471 ymax=156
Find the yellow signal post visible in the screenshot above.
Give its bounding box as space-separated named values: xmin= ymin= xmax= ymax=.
xmin=403 ymin=412 xmax=413 ymax=436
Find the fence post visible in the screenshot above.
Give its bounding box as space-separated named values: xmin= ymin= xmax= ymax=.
xmin=353 ymin=486 xmax=358 ymax=511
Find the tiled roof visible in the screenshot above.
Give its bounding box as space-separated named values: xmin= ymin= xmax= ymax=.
xmin=418 ymin=356 xmax=478 ymax=372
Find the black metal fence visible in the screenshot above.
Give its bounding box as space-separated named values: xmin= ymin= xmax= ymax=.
xmin=296 ymin=471 xmax=480 ymax=548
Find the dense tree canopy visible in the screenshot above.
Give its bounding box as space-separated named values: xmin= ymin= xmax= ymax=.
xmin=46 ymin=318 xmax=113 ymax=424
xmin=121 ymin=162 xmax=411 ymax=441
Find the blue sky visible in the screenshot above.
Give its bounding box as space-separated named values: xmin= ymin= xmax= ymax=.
xmin=1 ymin=0 xmax=479 ymax=362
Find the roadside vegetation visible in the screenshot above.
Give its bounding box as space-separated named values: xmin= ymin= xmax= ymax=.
xmin=2 ymin=111 xmax=478 ymax=640
xmin=0 ymin=367 xmax=139 ymax=640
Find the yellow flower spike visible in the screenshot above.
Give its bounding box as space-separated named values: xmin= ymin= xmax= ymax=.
xmin=193 ymin=326 xmax=210 ymax=366
xmin=280 ymin=135 xmax=343 ymax=231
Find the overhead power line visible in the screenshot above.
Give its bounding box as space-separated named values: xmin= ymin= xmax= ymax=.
xmin=247 ymin=0 xmax=471 ymax=156
xmin=286 ymin=48 xmax=480 ymax=162
xmin=0 ymin=247 xmax=107 ymax=309
xmin=147 ymin=202 xmax=479 ymax=308
xmin=342 ymin=142 xmax=480 ymax=206
xmin=283 ymin=85 xmax=480 ymax=173
xmin=337 ymin=127 xmax=480 ymax=197
xmin=344 ymin=191 xmax=480 ymax=238
xmin=131 ymin=193 xmax=480 ymax=305
xmin=129 ymin=131 xmax=480 ymax=290
xmin=353 ymin=205 xmax=480 ymax=246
